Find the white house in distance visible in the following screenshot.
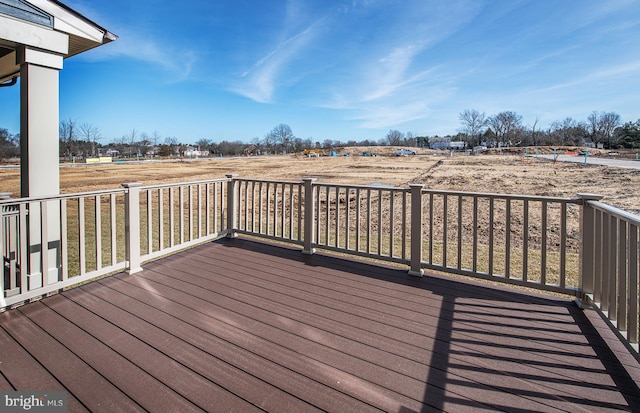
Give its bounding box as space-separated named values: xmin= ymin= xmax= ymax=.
xmin=0 ymin=0 xmax=115 ymax=285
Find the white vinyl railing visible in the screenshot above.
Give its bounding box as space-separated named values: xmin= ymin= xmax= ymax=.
xmin=1 ymin=177 xmax=638 ymax=355
xmin=581 ymin=195 xmax=640 ymax=353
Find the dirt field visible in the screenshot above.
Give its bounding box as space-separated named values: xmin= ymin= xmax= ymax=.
xmin=1 ymin=147 xmax=639 ymax=215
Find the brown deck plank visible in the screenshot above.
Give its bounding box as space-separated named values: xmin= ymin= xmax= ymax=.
xmin=97 ymin=270 xmax=420 ymax=412
xmin=60 ymin=285 xmax=326 ymax=413
xmin=1 ymin=237 xmax=639 ymax=412
xmin=179 ymin=241 xmax=636 ymax=401
xmin=0 ymin=325 xmax=88 ymax=411
xmin=144 ymin=256 xmax=570 ymax=412
xmin=20 ymin=300 xmax=208 ymax=413
xmin=0 ymin=308 xmax=143 ymax=412
xmin=139 ymin=241 xmax=616 ymax=410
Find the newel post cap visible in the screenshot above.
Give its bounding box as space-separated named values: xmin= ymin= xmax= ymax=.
xmin=577 ymin=193 xmax=604 ymax=201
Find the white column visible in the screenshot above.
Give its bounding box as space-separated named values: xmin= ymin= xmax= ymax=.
xmin=18 ymin=46 xmax=64 ymax=287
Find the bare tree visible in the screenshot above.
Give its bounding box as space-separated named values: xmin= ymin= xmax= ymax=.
xmin=79 ymin=122 xmax=102 ymax=157
xmin=587 ymin=111 xmax=622 ymax=148
xmin=0 ymin=128 xmax=19 ymax=160
xmin=386 ymin=129 xmax=404 ymax=146
xmin=587 ymin=111 xmax=603 ymax=147
xmin=151 ymin=130 xmax=162 ymax=146
xmin=59 ymin=118 xmax=77 ymax=159
xmin=600 ymin=112 xmax=622 ymax=148
xmin=459 ymin=109 xmax=487 ymax=147
xmin=270 ymin=124 xmax=295 ymax=153
xmin=528 ymin=116 xmax=540 ymax=146
xmin=488 ymin=111 xmax=523 ymax=147
xmin=196 ymin=138 xmax=212 ymax=152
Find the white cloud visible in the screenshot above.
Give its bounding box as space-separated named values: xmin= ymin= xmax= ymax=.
xmin=232 ymin=21 xmax=321 ymax=103
xmin=80 ymin=29 xmax=197 ymax=82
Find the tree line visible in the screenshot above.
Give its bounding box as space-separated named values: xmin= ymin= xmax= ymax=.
xmin=1 ymin=110 xmax=639 ymax=161
xmin=458 ymin=109 xmax=640 ymax=149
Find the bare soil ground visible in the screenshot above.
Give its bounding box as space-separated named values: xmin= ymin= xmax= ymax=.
xmin=1 ymin=147 xmax=638 ymax=215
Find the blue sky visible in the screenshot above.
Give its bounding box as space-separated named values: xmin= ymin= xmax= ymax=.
xmin=1 ymin=0 xmax=639 ymax=144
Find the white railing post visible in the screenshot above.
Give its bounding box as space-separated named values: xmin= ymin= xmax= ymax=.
xmin=409 ymin=184 xmax=424 ymax=277
xmin=122 ymin=182 xmax=143 ymax=274
xmin=302 ymin=178 xmax=317 ymax=255
xmin=226 ymin=175 xmax=238 ymax=238
xmin=577 ymin=193 xmax=604 ymax=306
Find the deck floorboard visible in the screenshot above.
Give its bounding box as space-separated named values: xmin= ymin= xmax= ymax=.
xmin=1 ymin=237 xmax=639 ymax=412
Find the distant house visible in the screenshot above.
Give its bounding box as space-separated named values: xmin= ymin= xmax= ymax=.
xmin=183 ymin=146 xmax=210 ymax=157
xmin=430 ymin=137 xmax=466 ymax=150
xmin=103 ymin=148 xmax=120 ymax=157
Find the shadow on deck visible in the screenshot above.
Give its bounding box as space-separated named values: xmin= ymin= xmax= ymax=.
xmin=1 ymin=237 xmax=639 ymax=412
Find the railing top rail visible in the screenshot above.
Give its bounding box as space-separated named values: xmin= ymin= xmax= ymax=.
xmin=588 ymin=200 xmax=640 ymax=225
xmin=0 ymin=188 xmax=127 ymax=206
xmin=422 ymin=188 xmax=582 ymax=203
xmin=141 ymin=177 xmax=232 ymax=191
xmin=311 ymin=181 xmax=408 ymax=192
xmin=234 ymin=177 xmax=302 ymax=185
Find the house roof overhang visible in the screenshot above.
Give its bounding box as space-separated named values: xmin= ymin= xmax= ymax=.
xmin=0 ymin=0 xmax=116 ymax=83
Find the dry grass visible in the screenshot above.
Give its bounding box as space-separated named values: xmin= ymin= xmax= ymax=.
xmin=2 ymin=148 xmax=637 ymax=213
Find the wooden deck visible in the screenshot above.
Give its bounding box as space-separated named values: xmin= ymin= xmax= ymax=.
xmin=1 ymin=238 xmax=639 ymax=412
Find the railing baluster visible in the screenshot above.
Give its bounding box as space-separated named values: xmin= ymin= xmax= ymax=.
xmin=457 ymin=195 xmax=463 ymax=270
xmin=95 ymin=195 xmax=102 ymax=269
xmin=158 ymin=189 xmax=164 ymax=250
xmin=488 ymin=197 xmax=494 ymax=276
xmin=523 ymin=200 xmax=529 ymax=282
xmin=377 ymin=189 xmax=382 ymax=255
xmin=618 ymin=219 xmax=627 ymax=331
xmin=594 ymin=210 xmax=603 ymax=305
xmin=214 ymin=183 xmax=219 ymax=233
xmin=559 ymin=201 xmax=567 ymax=288
xmin=78 ymin=197 xmax=86 ymax=276
xmin=443 ymin=194 xmax=448 ymax=268
xmin=251 ymin=181 xmax=256 ymax=232
xmin=281 ymin=183 xmax=287 ymax=238
xmin=169 ymin=187 xmax=175 ymax=247
xmin=402 ymin=191 xmax=407 ymax=260
xmin=389 ymin=190 xmax=394 ymax=257
xmin=147 ymin=190 xmax=153 ymax=254
xmin=315 ymin=186 xmax=320 ymax=245
xmin=266 ymin=182 xmax=272 ymax=236
xmin=325 ymin=186 xmax=330 ymax=245
xmin=40 ymin=202 xmax=49 ymax=286
xmin=335 ymin=187 xmax=341 ymax=248
xmin=601 ymin=212 xmax=610 ymax=312
xmin=608 ymin=214 xmax=618 ymax=321
xmin=205 ymin=183 xmax=210 ymax=235
xmin=257 ymin=182 xmax=263 ymax=234
xmin=429 ymin=193 xmax=434 ymax=265
xmin=366 ymin=189 xmax=371 ymax=254
xmin=472 ymin=195 xmax=478 ymax=272
xmin=60 ymin=199 xmax=68 ymax=281
xmin=188 ymin=185 xmax=193 ymax=241
xmin=541 ymin=200 xmax=548 ymax=284
xmin=289 ymin=183 xmax=294 ymax=240
xmin=178 ymin=187 xmax=185 ymax=244
xmin=110 ymin=193 xmax=117 ymax=265
xmin=274 ymin=183 xmax=279 ymax=237
xmin=628 ymin=223 xmax=638 ymax=345
xmin=297 ymin=184 xmax=302 ymax=241
xmin=197 ymin=184 xmax=203 ymax=239
xmin=19 ymin=204 xmax=27 ymax=294
xmin=243 ymin=181 xmax=248 ymax=231
xmin=346 ymin=187 xmax=351 ymax=249
xmin=505 ymin=198 xmax=511 ymax=278
xmin=356 ymin=188 xmax=361 ymax=252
